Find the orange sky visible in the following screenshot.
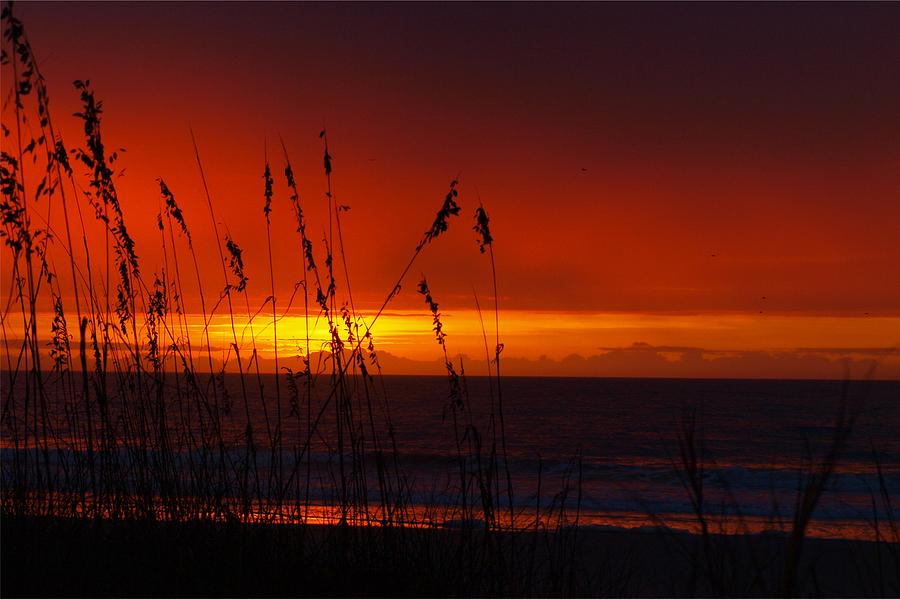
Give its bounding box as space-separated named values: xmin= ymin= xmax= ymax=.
xmin=2 ymin=2 xmax=899 ymax=378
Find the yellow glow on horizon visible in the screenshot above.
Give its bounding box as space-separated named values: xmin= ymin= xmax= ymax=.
xmin=184 ymin=309 xmax=900 ymax=362
xmin=4 ymin=309 xmax=898 ymax=378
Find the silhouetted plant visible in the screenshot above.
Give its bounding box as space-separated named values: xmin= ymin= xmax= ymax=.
xmin=224 ymin=235 xmax=248 ymax=293
xmin=473 ymin=204 xmax=493 ymax=253
xmin=158 ymin=178 xmax=190 ymax=243
xmin=419 ymin=179 xmax=460 ymax=251
xmin=48 ymin=295 xmax=70 ymax=373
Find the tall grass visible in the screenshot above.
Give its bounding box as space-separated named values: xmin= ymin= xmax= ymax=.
xmin=3 ymin=6 xmax=894 ymax=597
xmin=663 ymin=383 xmax=898 ymax=596
xmin=0 ymin=5 xmax=592 ymax=595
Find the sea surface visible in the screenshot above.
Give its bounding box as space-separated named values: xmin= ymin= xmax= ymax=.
xmin=380 ymin=376 xmax=900 ymax=539
xmin=3 ymin=373 xmax=898 ymax=539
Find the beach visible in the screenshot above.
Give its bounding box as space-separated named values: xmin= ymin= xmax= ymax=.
xmin=4 ymin=514 xmax=896 ymax=596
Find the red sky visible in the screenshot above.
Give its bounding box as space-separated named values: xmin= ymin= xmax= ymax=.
xmin=3 ymin=2 xmax=899 ymax=378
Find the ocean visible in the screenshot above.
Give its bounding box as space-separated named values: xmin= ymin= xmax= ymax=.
xmin=2 ymin=373 xmax=898 ymax=540
xmin=380 ymin=376 xmax=900 ymax=539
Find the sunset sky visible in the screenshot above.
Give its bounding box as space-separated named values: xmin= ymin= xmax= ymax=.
xmin=4 ymin=2 xmax=899 ymax=378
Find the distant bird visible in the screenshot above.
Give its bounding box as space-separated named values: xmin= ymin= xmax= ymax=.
xmin=761 ymin=296 xmax=767 ymax=300
xmin=580 ymin=167 xmax=588 ymax=172
xmin=711 ymin=253 xmax=718 ymax=258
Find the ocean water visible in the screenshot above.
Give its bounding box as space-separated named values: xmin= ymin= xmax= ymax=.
xmin=380 ymin=376 xmax=900 ymax=538
xmin=3 ymin=373 xmax=898 ymax=539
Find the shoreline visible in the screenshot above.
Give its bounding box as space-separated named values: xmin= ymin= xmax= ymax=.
xmin=2 ymin=514 xmax=896 ymax=596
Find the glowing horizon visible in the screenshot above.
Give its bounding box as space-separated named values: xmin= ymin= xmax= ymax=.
xmin=4 ymin=309 xmax=898 ymax=380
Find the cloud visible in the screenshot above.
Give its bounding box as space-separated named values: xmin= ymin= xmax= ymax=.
xmin=5 ymin=340 xmax=897 ymax=380
xmin=372 ymin=344 xmax=899 ymax=380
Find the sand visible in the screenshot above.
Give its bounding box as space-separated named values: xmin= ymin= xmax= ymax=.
xmin=2 ymin=515 xmax=896 ymax=596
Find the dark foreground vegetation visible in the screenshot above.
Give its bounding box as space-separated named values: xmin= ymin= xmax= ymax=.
xmin=4 ymin=515 xmax=897 ymax=597
xmin=1 ymin=3 xmax=897 ymax=597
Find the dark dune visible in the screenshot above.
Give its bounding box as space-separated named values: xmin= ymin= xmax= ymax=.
xmin=3 ymin=515 xmax=896 ymax=597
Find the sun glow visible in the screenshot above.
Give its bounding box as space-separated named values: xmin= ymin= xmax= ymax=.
xmin=7 ymin=309 xmax=895 ymax=379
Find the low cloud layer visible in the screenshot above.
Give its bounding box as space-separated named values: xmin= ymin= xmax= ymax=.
xmin=374 ymin=343 xmax=899 ymax=380
xmin=6 ymin=341 xmax=897 ymax=380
